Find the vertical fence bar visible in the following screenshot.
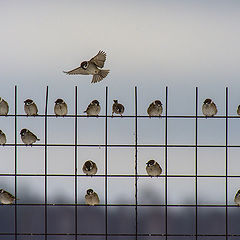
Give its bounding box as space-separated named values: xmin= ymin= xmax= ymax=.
xmin=225 ymin=87 xmax=228 ymax=240
xmin=14 ymin=85 xmax=17 ymax=240
xmin=44 ymin=86 xmax=49 ymax=240
xmin=105 ymin=86 xmax=108 ymax=240
xmin=134 ymin=86 xmax=138 ymax=240
xmin=165 ymin=86 xmax=168 ymax=239
xmin=195 ymin=87 xmax=198 ymax=240
xmin=74 ymin=86 xmax=78 ymax=240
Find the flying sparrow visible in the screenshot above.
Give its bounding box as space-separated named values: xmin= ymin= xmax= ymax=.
xmin=146 ymin=160 xmax=162 ymax=177
xmin=0 ymin=97 xmax=9 ymax=115
xmin=85 ymin=189 xmax=100 ymax=206
xmin=20 ymin=128 xmax=40 ymax=145
xmin=63 ymin=50 xmax=110 ymax=83
xmin=24 ymin=99 xmax=38 ymax=116
xmin=82 ymin=160 xmax=98 ymax=175
xmin=84 ymin=100 xmax=101 ymax=116
xmin=54 ymin=99 xmax=68 ymax=116
xmin=0 ymin=130 xmax=6 ymax=145
xmin=202 ymin=98 xmax=217 ymax=117
xmin=112 ymin=100 xmax=124 ymax=116
xmin=0 ymin=189 xmax=16 ymax=204
xmin=147 ymin=100 xmax=163 ymax=117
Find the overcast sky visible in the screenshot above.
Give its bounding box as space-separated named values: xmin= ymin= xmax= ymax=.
xmin=0 ymin=0 xmax=240 ymax=205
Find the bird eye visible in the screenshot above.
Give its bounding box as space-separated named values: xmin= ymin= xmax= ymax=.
xmin=81 ymin=61 xmax=88 ymax=70
xmin=155 ymin=100 xmax=162 ymax=105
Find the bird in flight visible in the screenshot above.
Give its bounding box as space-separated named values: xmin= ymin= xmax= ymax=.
xmin=63 ymin=50 xmax=110 ymax=83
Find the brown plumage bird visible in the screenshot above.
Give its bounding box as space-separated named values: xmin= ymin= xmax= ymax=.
xmin=24 ymin=99 xmax=38 ymax=116
xmin=146 ymin=160 xmax=162 ymax=177
xmin=63 ymin=50 xmax=110 ymax=83
xmin=82 ymin=160 xmax=98 ymax=175
xmin=112 ymin=100 xmax=124 ymax=116
xmin=202 ymin=98 xmax=217 ymax=117
xmin=85 ymin=189 xmax=100 ymax=205
xmin=84 ymin=100 xmax=101 ymax=116
xmin=0 ymin=97 xmax=9 ymax=115
xmin=0 ymin=189 xmax=16 ymax=204
xmin=20 ymin=129 xmax=40 ymax=145
xmin=147 ymin=100 xmax=163 ymax=117
xmin=54 ymin=99 xmax=68 ymax=116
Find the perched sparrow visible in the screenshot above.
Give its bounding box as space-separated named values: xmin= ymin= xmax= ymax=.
xmin=84 ymin=100 xmax=101 ymax=116
xmin=147 ymin=100 xmax=163 ymax=117
xmin=202 ymin=98 xmax=217 ymax=117
xmin=82 ymin=160 xmax=98 ymax=175
xmin=146 ymin=160 xmax=162 ymax=177
xmin=54 ymin=99 xmax=68 ymax=116
xmin=0 ymin=97 xmax=9 ymax=115
xmin=20 ymin=128 xmax=40 ymax=145
xmin=234 ymin=190 xmax=240 ymax=206
xmin=24 ymin=99 xmax=38 ymax=116
xmin=0 ymin=189 xmax=16 ymax=204
xmin=0 ymin=130 xmax=6 ymax=145
xmin=85 ymin=189 xmax=100 ymax=206
xmin=112 ymin=100 xmax=124 ymax=116
xmin=237 ymin=105 xmax=240 ymax=116
xmin=63 ymin=50 xmax=110 ymax=83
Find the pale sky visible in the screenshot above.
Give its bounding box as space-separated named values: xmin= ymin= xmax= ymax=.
xmin=0 ymin=0 xmax=240 ymax=205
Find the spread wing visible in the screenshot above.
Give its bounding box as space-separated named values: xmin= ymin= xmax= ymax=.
xmin=89 ymin=50 xmax=107 ymax=68
xmin=91 ymin=74 xmax=104 ymax=83
xmin=63 ymin=67 xmax=89 ymax=75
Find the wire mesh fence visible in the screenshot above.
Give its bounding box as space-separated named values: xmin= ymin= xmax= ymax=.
xmin=0 ymin=86 xmax=240 ymax=240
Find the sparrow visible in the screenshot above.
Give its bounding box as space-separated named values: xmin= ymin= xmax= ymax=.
xmin=112 ymin=100 xmax=124 ymax=116
xmin=147 ymin=100 xmax=163 ymax=117
xmin=0 ymin=97 xmax=9 ymax=115
xmin=146 ymin=160 xmax=162 ymax=177
xmin=234 ymin=190 xmax=240 ymax=206
xmin=0 ymin=189 xmax=16 ymax=204
xmin=63 ymin=50 xmax=110 ymax=83
xmin=237 ymin=105 xmax=240 ymax=116
xmin=85 ymin=189 xmax=100 ymax=206
xmin=202 ymin=98 xmax=217 ymax=117
xmin=54 ymin=99 xmax=68 ymax=116
xmin=20 ymin=128 xmax=40 ymax=145
xmin=0 ymin=130 xmax=7 ymax=145
xmin=24 ymin=99 xmax=38 ymax=116
xmin=82 ymin=160 xmax=98 ymax=175
xmin=84 ymin=100 xmax=101 ymax=116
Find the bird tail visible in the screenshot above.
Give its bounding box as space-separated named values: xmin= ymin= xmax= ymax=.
xmin=92 ymin=69 xmax=110 ymax=83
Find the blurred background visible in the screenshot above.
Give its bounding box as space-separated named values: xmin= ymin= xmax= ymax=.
xmin=1 ymin=0 xmax=240 ymax=239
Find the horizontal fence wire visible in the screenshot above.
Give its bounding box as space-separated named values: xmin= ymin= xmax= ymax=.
xmin=0 ymin=86 xmax=239 ymax=239
xmin=1 ymin=233 xmax=240 ymax=237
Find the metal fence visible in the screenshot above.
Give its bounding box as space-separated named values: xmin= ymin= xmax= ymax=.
xmin=0 ymin=86 xmax=239 ymax=240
